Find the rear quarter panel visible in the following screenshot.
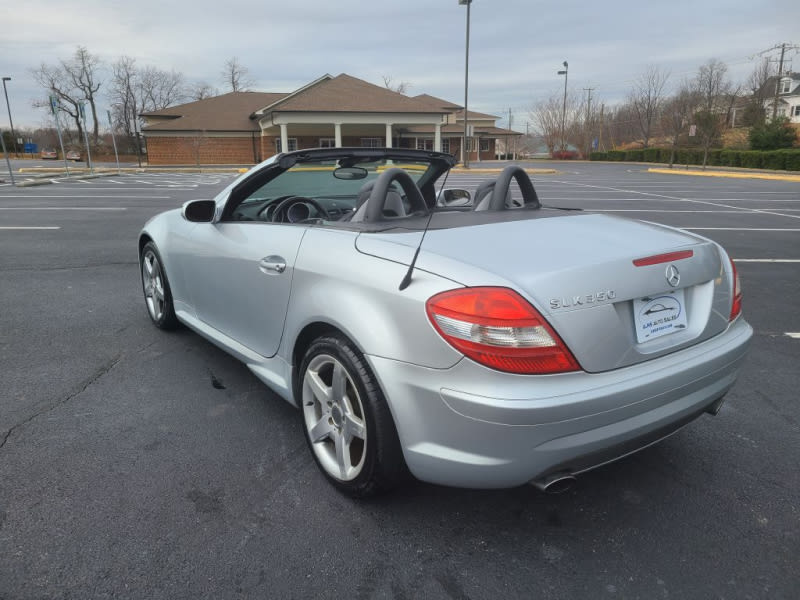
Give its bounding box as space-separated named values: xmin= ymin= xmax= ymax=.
xmin=280 ymin=228 xmax=464 ymax=369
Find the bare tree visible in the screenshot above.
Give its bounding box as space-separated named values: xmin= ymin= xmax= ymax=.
xmin=30 ymin=62 xmax=84 ymax=145
xmin=693 ymin=59 xmax=735 ymax=167
xmin=529 ymin=94 xmax=563 ymax=155
xmin=138 ymin=66 xmax=186 ymax=111
xmin=109 ymin=56 xmax=142 ymax=161
xmin=188 ymin=81 xmax=217 ymax=101
xmin=382 ymin=76 xmax=411 ymax=95
xmin=61 ymin=46 xmax=102 ymax=144
xmin=628 ymin=65 xmax=669 ymax=148
xmin=741 ymin=58 xmax=774 ymax=126
xmin=660 ymin=81 xmax=699 ymax=167
xmin=221 ymin=57 xmax=253 ymax=92
xmin=602 ymin=102 xmax=639 ymax=149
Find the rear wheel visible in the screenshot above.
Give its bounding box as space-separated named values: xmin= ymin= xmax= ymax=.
xmin=140 ymin=242 xmax=178 ymax=329
xmin=299 ymin=335 xmax=407 ymax=497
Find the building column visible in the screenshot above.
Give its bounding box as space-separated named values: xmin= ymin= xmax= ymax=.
xmin=476 ymin=137 xmax=481 ymax=163
xmin=385 ymin=123 xmax=393 ymax=148
xmin=434 ymin=124 xmax=442 ymax=152
xmin=280 ymin=124 xmax=288 ymax=154
xmin=334 ymin=123 xmax=342 ymax=148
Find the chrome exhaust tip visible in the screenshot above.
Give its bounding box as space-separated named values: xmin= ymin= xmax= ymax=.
xmin=531 ymin=472 xmax=577 ymax=494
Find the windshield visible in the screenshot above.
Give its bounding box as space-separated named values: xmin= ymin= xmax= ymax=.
xmin=246 ymin=158 xmax=433 ymax=202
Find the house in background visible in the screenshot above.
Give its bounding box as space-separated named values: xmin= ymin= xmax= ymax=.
xmin=140 ymin=73 xmax=521 ymax=165
xmin=761 ymin=72 xmax=800 ymax=123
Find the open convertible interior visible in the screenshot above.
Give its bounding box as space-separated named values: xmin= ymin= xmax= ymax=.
xmin=220 ymin=148 xmax=559 ymax=231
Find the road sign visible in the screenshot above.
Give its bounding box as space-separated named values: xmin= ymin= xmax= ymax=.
xmin=24 ymin=142 xmax=37 ymax=153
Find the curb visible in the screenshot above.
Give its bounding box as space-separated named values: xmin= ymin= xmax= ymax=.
xmin=451 ymin=168 xmax=558 ymax=175
xmin=647 ymin=168 xmax=800 ymax=183
xmin=17 ymin=178 xmax=56 ymax=187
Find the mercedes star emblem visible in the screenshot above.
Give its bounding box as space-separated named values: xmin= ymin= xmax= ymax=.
xmin=665 ymin=264 xmax=681 ymax=287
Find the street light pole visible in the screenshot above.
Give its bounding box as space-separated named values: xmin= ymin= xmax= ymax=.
xmin=2 ymin=77 xmax=19 ymax=157
xmin=557 ymin=61 xmax=568 ymax=156
xmin=459 ymin=0 xmax=471 ymax=168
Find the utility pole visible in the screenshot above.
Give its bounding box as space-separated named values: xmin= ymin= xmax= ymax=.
xmin=772 ymin=43 xmax=787 ymax=120
xmin=753 ymin=42 xmax=799 ymax=120
xmin=598 ymin=103 xmax=605 ymax=152
xmin=583 ymin=87 xmax=594 ymax=158
xmin=508 ymin=107 xmax=513 ymax=160
xmin=459 ymin=0 xmax=472 ymax=168
xmin=557 ymin=61 xmax=568 ymax=155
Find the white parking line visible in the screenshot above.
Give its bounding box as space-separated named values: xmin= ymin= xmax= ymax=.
xmin=553 ymin=180 xmax=800 ymax=220
xmin=682 ymin=228 xmax=800 ymax=231
xmin=734 ymin=259 xmax=800 ymax=263
xmin=0 ymin=226 xmax=60 ymax=230
xmin=0 ymin=207 xmax=127 ymax=211
xmin=589 ymin=209 xmax=800 ymax=213
xmin=785 ymin=333 xmax=800 ymax=339
xmin=0 ymin=195 xmax=170 ymax=199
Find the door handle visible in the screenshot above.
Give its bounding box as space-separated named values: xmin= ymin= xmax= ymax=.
xmin=259 ymin=256 xmax=286 ymax=274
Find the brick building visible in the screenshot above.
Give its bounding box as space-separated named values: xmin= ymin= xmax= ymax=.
xmin=140 ymin=73 xmax=520 ymax=165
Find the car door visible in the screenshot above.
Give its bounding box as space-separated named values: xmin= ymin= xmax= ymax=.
xmin=180 ymin=220 xmax=307 ymax=358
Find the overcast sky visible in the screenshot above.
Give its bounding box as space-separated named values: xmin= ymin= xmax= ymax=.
xmin=2 ymin=0 xmax=798 ymax=131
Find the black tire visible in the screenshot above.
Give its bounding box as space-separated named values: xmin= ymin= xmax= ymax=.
xmin=299 ymin=335 xmax=408 ymax=497
xmin=140 ymin=241 xmax=178 ymax=330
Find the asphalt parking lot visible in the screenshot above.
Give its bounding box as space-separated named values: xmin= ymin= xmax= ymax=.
xmin=1 ymin=163 xmax=798 ymax=599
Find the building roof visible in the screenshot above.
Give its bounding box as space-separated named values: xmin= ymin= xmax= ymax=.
xmin=758 ymin=73 xmax=800 ymax=98
xmin=412 ymin=93 xmax=463 ymax=111
xmin=260 ymin=73 xmax=445 ymax=114
xmin=454 ymin=108 xmax=500 ymax=120
xmin=402 ymin=124 xmax=522 ymax=137
xmin=141 ymin=92 xmax=287 ymax=132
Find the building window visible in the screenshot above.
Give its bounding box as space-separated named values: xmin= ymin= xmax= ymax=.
xmin=319 ymin=138 xmax=335 ymax=148
xmin=441 ymin=138 xmax=451 ymax=154
xmin=793 ymin=105 xmax=800 ymax=117
xmin=360 ymin=137 xmax=382 ymax=148
xmin=416 ymin=138 xmax=434 ymax=151
xmin=480 ymin=138 xmax=490 ymax=152
xmin=275 ymin=138 xmax=297 ymax=153
xmin=779 ymin=78 xmax=792 ymax=94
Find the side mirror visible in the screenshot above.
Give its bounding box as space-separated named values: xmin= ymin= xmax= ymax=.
xmin=182 ymin=199 xmax=216 ymax=222
xmin=438 ymin=188 xmax=472 ymax=207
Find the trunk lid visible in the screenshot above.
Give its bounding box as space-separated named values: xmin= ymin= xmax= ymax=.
xmin=355 ymin=213 xmax=733 ymax=372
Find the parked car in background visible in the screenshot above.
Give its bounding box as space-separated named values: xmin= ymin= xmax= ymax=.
xmin=138 ymin=147 xmax=752 ymax=497
xmin=66 ymin=149 xmax=81 ymax=161
xmin=40 ymin=148 xmax=58 ymax=160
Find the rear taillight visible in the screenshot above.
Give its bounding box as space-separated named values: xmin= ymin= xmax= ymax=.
xmin=729 ymin=259 xmax=742 ymax=321
xmin=425 ymin=287 xmax=581 ymax=374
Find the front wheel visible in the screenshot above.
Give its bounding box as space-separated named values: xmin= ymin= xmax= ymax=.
xmin=140 ymin=241 xmax=178 ymax=330
xmin=299 ymin=335 xmax=407 ymax=497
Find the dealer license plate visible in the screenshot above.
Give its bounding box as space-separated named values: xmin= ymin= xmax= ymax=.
xmin=632 ymin=289 xmax=688 ymax=343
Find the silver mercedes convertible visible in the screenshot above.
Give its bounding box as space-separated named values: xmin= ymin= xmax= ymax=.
xmin=138 ymin=148 xmax=752 ymax=496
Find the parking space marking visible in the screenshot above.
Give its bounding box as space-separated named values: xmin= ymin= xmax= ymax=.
xmin=786 ymin=333 xmax=800 ymax=339
xmin=586 ymin=209 xmax=800 ymax=213
xmin=0 ymin=195 xmax=171 ymax=199
xmin=0 ymin=226 xmax=61 ymax=230
xmin=551 ymin=180 xmax=800 ymax=220
xmin=682 ymin=227 xmax=800 ymax=231
xmin=0 ymin=207 xmax=126 ymax=211
xmin=734 ymin=259 xmax=800 ymax=263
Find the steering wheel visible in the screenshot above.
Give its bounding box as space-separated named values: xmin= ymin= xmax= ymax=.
xmin=269 ymin=196 xmax=330 ymax=223
xmin=478 ymin=166 xmax=541 ymax=211
xmin=360 ymin=168 xmax=427 ymax=223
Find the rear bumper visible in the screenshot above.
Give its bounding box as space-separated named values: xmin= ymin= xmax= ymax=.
xmin=366 ymin=317 xmax=752 ymax=489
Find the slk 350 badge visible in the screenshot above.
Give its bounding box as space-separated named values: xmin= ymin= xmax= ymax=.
xmin=550 ymin=290 xmax=617 ymax=309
